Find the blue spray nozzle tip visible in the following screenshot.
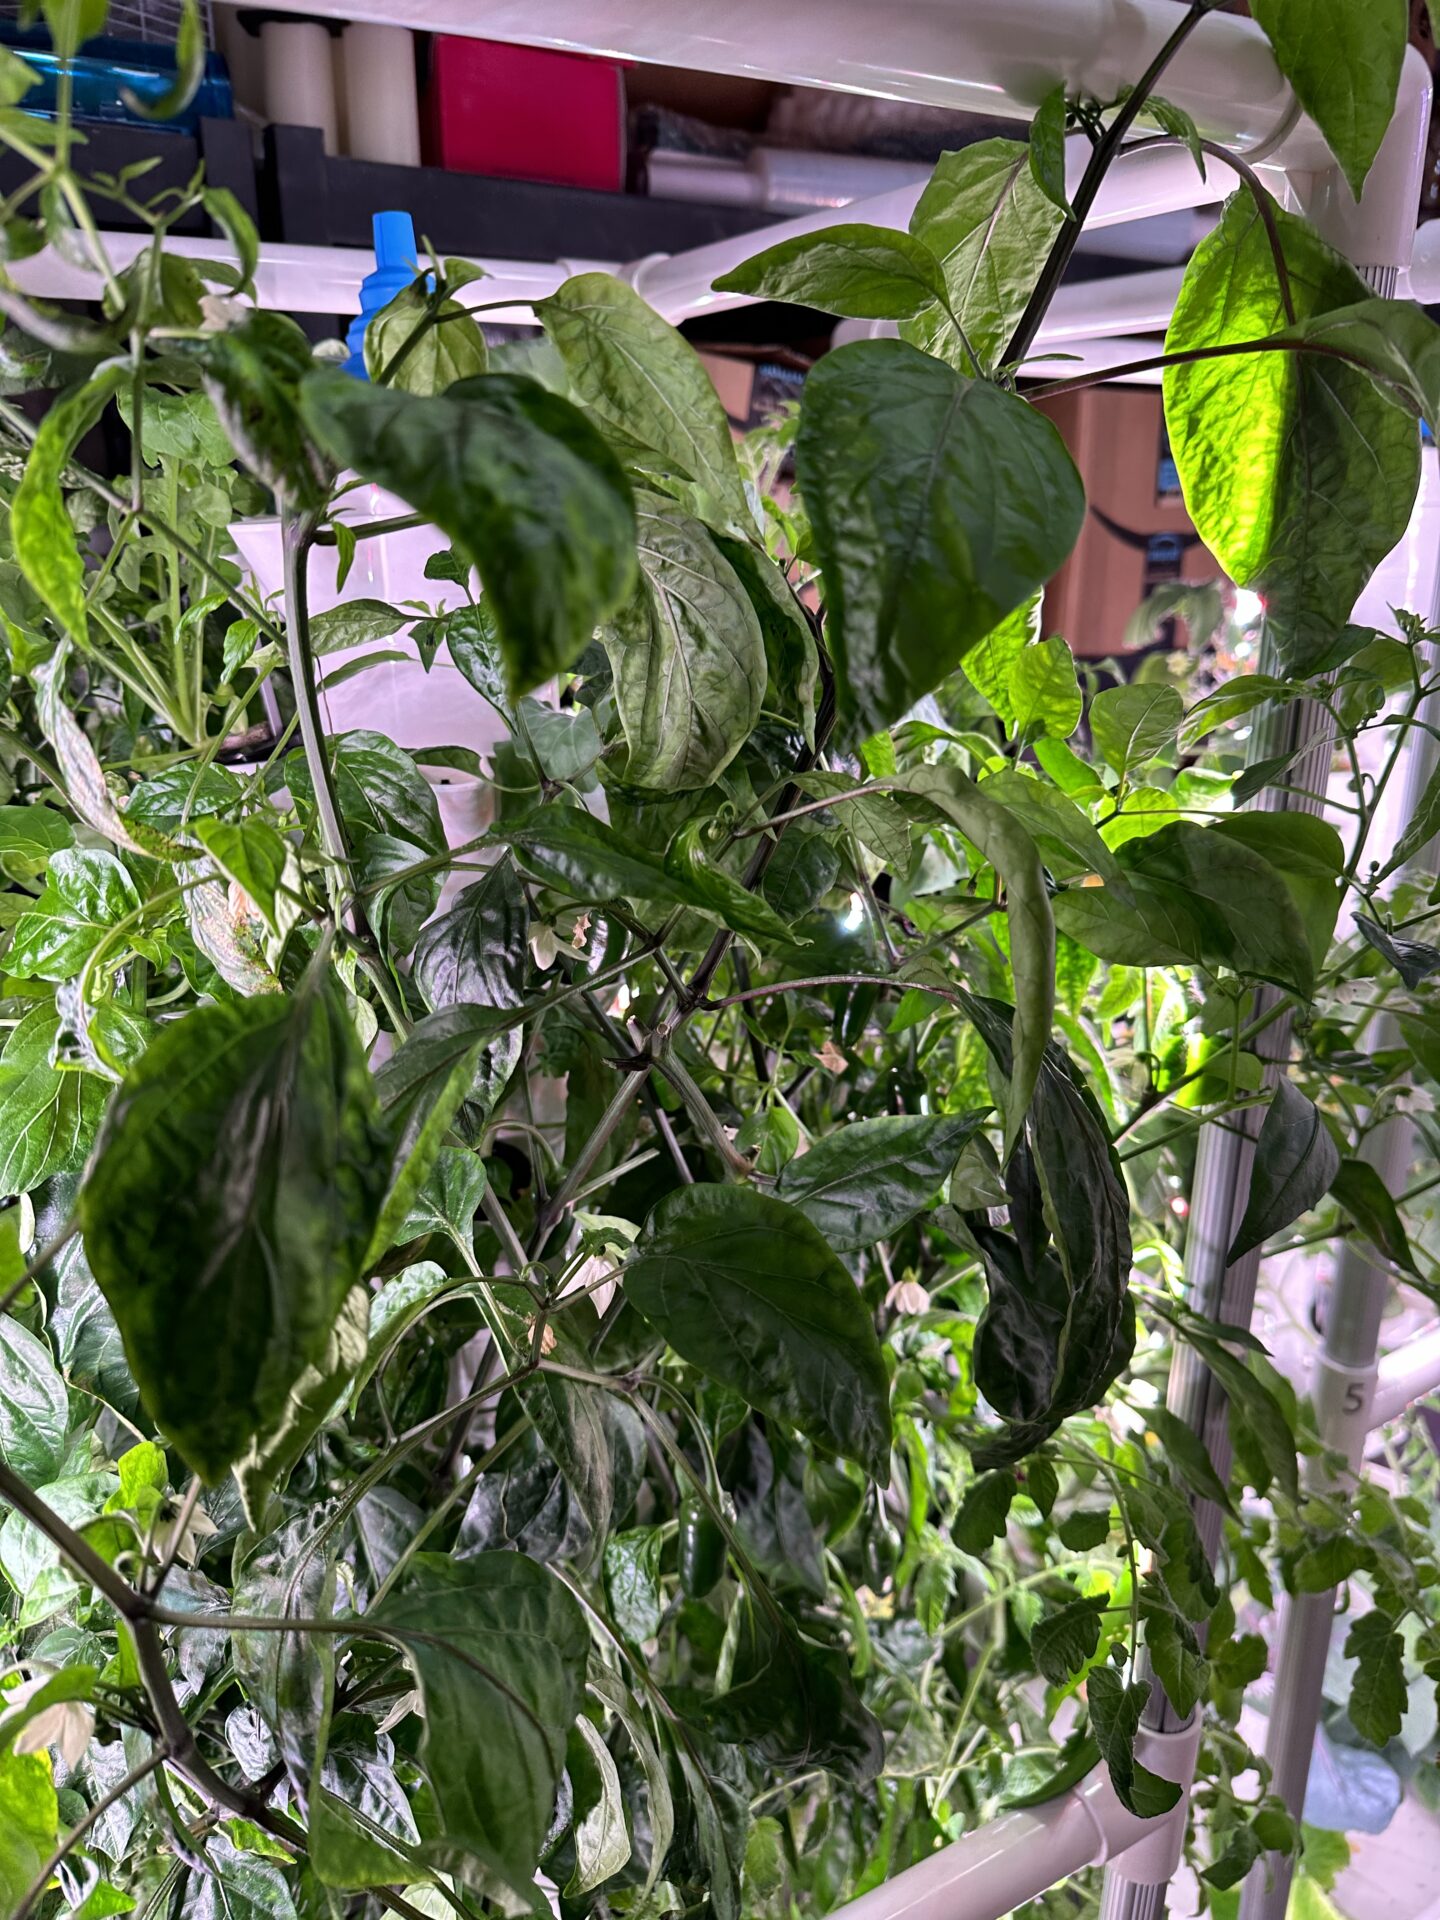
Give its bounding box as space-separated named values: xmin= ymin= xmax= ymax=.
xmin=344 ymin=209 xmax=422 ymax=378
xmin=372 ymin=209 xmax=418 ymax=275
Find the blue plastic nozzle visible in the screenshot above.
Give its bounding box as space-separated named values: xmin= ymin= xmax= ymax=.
xmin=343 ymin=210 xmax=421 ymax=378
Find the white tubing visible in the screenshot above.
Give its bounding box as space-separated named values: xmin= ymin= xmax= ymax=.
xmin=630 ymin=138 xmax=1211 ymax=324
xmin=1039 ymin=267 xmax=1184 ymax=342
xmin=1370 ymin=1323 xmax=1440 ymax=1428
xmin=833 ymin=1777 xmax=1121 ymax=1920
xmin=5 ymin=234 xmax=611 ymax=317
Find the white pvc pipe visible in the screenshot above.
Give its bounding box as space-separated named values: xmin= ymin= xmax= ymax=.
xmin=834 ymin=1718 xmax=1200 ymax=1920
xmin=241 ymin=0 xmax=1328 ymax=171
xmin=1370 ymin=1323 xmax=1440 ymax=1428
xmin=1040 ymin=268 xmax=1184 ymax=342
xmin=835 ymin=1776 xmax=1123 ymax=1920
xmin=5 ymin=233 xmax=611 ymax=319
xmin=631 ymin=138 xmax=1213 ymax=324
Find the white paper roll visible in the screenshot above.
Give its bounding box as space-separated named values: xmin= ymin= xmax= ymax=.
xmin=261 ymin=20 xmax=339 ymax=155
xmin=340 ymin=23 xmax=422 ymax=168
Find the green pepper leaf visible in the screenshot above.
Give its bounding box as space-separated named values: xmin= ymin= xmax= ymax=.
xmin=300 ymin=369 xmax=637 ymax=696
xmin=623 ymin=1185 xmax=892 ymax=1482
xmin=1164 ymin=195 xmax=1419 ymax=678
xmin=1251 ymin=0 xmax=1407 ymax=197
xmin=714 ymin=223 xmax=950 ymax=320
xmin=367 ymin=1551 xmax=588 ymax=1896
xmin=795 ymin=339 xmax=1084 ymax=738
xmin=775 ymin=1111 xmax=986 ymax=1251
xmin=77 ymin=958 xmax=391 ymax=1481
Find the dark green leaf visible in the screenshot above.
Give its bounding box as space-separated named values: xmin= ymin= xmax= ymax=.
xmin=300 ymin=369 xmax=637 ymax=695
xmin=1000 ymin=1731 xmax=1101 ymax=1808
xmin=1056 ymin=1509 xmax=1112 ymax=1551
xmin=713 ymin=533 xmax=820 ymax=747
xmin=1032 ymin=1594 xmax=1107 ymax=1684
xmin=1292 ymin=1531 xmax=1373 ymax=1593
xmin=199 ymin=311 xmax=331 ymax=511
xmin=978 ymin=770 xmax=1120 ymax=883
xmin=1228 ymin=1079 xmax=1341 ymax=1263
xmin=891 ymin=765 xmax=1054 ymax=1154
xmin=1251 ymin=0 xmax=1407 ymax=196
xmin=1211 ymin=1632 xmax=1268 ymax=1691
xmin=1204 ymin=1824 xmax=1263 ymax=1891
xmin=504 ymin=807 xmax=697 ymax=910
xmin=775 ymin=1110 xmax=985 ymax=1251
xmin=902 ymin=140 xmax=1067 ymax=369
xmin=792 ymin=770 xmax=912 ymax=873
xmin=1022 ymin=1456 xmax=1060 ymax=1520
xmin=623 ymin=1185 xmax=892 ymax=1481
xmin=603 ymin=505 xmax=765 ymax=791
xmin=714 ymin=223 xmax=950 ymax=320
xmin=367 ymin=1551 xmax=588 ymax=1895
xmin=76 ymin=961 xmax=391 ymax=1481
xmin=603 ymin=1525 xmax=665 ymax=1645
xmin=705 ymin=1591 xmax=882 ymax=1782
xmin=536 ymin=272 xmax=751 ymax=538
xmin=953 ymin=1469 xmax=1015 ymax=1553
xmin=523 ymin=1347 xmax=645 ymax=1568
xmin=1344 ymin=1609 xmax=1407 ymax=1745
xmin=413 ymin=856 xmax=529 ymax=1014
xmin=1211 ymin=811 xmax=1344 ymax=973
xmin=954 ymin=998 xmax=1134 ymax=1469
xmin=518 ymin=698 xmax=602 ymax=784
xmin=1028 ymin=87 xmax=1072 ymax=216
xmin=795 ymin=339 xmax=1084 ymax=737
xmin=370 ymin=1005 xmax=514 ymax=1262
xmin=1057 ymin=820 xmax=1316 ymax=996
xmin=13 ymin=365 xmax=125 ymax=643
xmin=1147 ymin=1406 xmax=1236 ymax=1516
xmin=1087 ymin=1665 xmax=1182 ymax=1818
xmin=1330 ymin=1157 xmax=1416 ymax=1273
xmin=1164 ymin=195 xmax=1419 ymax=677
xmin=1188 ymin=1335 xmax=1299 ymax=1502
xmin=1356 ymin=912 xmax=1440 ymax=989
xmin=1147 ymin=1609 xmax=1209 ymax=1720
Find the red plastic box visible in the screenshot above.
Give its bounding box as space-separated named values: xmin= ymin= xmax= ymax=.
xmin=423 ymin=38 xmax=625 ymax=190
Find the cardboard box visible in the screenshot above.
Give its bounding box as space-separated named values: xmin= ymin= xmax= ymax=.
xmin=696 ymin=347 xmax=809 ymax=432
xmin=1032 ymin=386 xmax=1219 ymax=659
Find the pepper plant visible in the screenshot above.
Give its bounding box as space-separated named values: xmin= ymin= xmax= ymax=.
xmin=3 ymin=2 xmax=1440 ymax=1917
